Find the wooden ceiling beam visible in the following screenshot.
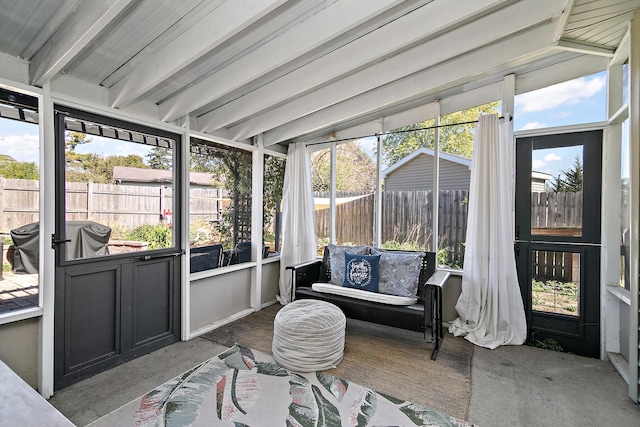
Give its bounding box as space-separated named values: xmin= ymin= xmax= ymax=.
xmin=157 ymin=0 xmax=409 ymax=123
xmin=261 ymin=22 xmax=557 ymax=146
xmin=29 ymin=0 xmax=135 ymax=86
xmin=196 ymin=0 xmax=509 ymax=133
xmin=231 ymin=0 xmax=563 ymax=142
xmin=108 ymin=0 xmax=289 ymax=109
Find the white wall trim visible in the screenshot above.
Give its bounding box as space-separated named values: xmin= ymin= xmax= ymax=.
xmin=190 ymin=129 xmax=255 ymax=152
xmin=187 ymin=308 xmax=255 ymax=340
xmin=181 ymin=116 xmax=191 ymax=341
xmin=514 ymin=121 xmax=608 ymax=138
xmin=39 ymin=82 xmax=55 ymax=399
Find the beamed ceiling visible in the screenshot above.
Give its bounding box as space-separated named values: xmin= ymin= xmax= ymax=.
xmin=0 ymin=0 xmax=638 ymax=150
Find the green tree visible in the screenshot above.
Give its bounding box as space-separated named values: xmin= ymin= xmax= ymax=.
xmin=65 ymin=132 xmax=91 ymax=151
xmin=310 ymin=141 xmax=376 ymax=192
xmin=549 ymin=156 xmax=583 ymax=192
xmin=66 ymin=152 xmax=147 ymax=183
xmin=191 ymin=139 xmax=253 ymax=246
xmin=0 ymin=160 xmax=39 ymax=179
xmin=145 ymin=147 xmax=172 ymax=170
xmin=382 ymin=102 xmax=500 ymax=167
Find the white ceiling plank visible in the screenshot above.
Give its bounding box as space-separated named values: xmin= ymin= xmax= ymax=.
xmin=515 ymin=54 xmax=609 ymax=94
xmin=196 ymin=0 xmax=509 ymax=132
xmin=229 ymin=0 xmax=563 ymax=141
xmin=439 ymin=82 xmax=503 ymax=116
xmin=29 ymin=0 xmax=135 ymax=86
xmin=298 ymin=82 xmax=503 ymax=144
xmin=157 ymin=0 xmax=407 ymax=122
xmin=261 ymin=23 xmax=556 ymax=146
xmin=108 ymin=0 xmax=289 ymax=109
xmin=327 ymin=102 xmax=441 ymax=142
xmin=554 ymin=0 xmax=576 ymax=41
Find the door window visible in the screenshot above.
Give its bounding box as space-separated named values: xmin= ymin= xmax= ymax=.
xmin=531 ymin=145 xmax=583 ymax=237
xmin=531 ymin=249 xmax=580 ymax=316
xmin=61 ymin=114 xmax=176 ymax=261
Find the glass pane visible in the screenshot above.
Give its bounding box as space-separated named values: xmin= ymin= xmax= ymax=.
xmin=382 ymin=126 xmax=436 ymax=253
xmin=189 ymin=138 xmax=252 ymax=269
xmin=622 ymin=62 xmax=629 ymax=106
xmin=311 ymin=141 xmax=376 ymax=251
xmin=0 ymin=90 xmax=40 ymax=314
xmin=620 ymin=119 xmax=630 ymax=289
xmin=531 ymin=250 xmax=580 ymax=316
xmin=531 ymin=145 xmax=583 ymax=237
xmin=264 ymin=155 xmax=285 ymax=255
xmin=64 ymin=119 xmax=175 ymax=260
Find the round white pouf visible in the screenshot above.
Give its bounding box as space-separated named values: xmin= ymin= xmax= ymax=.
xmin=272 ymin=299 xmax=346 ymax=372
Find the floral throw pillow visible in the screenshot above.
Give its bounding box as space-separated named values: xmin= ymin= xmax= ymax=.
xmin=342 ymin=253 xmax=380 ymax=293
xmin=328 ymin=244 xmax=370 ymax=285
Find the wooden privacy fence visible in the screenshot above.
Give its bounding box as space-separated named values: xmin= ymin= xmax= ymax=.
xmin=0 ymin=178 xmax=226 ymax=233
xmin=314 ymin=190 xmax=468 ymax=264
xmin=315 ymin=191 xmax=374 ymax=246
xmin=381 ymin=190 xmax=468 ymax=264
xmin=531 ymin=191 xmax=582 ymax=230
xmin=315 ymin=189 xmax=583 ymax=270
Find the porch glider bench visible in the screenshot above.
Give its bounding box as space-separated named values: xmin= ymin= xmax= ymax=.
xmin=287 ymin=245 xmax=449 ymax=360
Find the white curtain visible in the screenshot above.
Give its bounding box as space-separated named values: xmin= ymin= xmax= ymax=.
xmin=277 ymin=142 xmax=318 ymax=304
xmin=449 ymin=114 xmax=527 ymax=349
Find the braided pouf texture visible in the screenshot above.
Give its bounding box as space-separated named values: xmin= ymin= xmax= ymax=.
xmin=272 ymin=299 xmax=346 ymax=372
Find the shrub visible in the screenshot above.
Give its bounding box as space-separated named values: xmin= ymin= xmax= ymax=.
xmin=127 ymin=223 xmax=173 ymax=250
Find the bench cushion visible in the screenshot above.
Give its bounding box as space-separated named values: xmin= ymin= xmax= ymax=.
xmin=312 ymin=282 xmax=418 ymax=306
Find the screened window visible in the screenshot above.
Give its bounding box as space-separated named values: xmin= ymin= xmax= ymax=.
xmin=189 ymin=138 xmax=252 ymax=271
xmin=264 ymin=154 xmax=285 ymax=255
xmin=0 ymin=88 xmax=40 ymax=314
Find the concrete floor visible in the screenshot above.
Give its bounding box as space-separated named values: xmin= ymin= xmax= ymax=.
xmin=468 ymin=345 xmax=639 ymax=426
xmin=47 ymin=334 xmax=640 ymax=426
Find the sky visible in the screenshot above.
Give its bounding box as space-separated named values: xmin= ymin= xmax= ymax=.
xmin=0 ymin=71 xmax=608 ymax=179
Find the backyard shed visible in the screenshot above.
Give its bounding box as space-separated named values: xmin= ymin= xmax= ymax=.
xmin=383 ymin=148 xmax=551 ymax=191
xmin=383 ymin=148 xmax=471 ymax=191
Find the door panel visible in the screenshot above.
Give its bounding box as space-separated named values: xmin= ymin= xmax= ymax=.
xmin=64 ymin=266 xmax=120 ymax=372
xmin=131 ymin=257 xmax=175 ymax=346
xmin=515 ymin=130 xmax=601 ymax=358
xmin=54 ymin=107 xmax=181 ymax=390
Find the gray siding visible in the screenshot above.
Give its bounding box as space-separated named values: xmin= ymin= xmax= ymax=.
xmin=385 ymin=153 xmax=470 ymax=191
xmin=531 ymin=178 xmax=546 ymax=193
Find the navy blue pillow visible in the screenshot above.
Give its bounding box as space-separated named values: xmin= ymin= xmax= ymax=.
xmin=343 ymin=253 xmax=380 ymax=293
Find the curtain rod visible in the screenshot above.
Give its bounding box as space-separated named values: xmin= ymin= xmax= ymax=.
xmin=306 ymin=115 xmax=512 ymax=146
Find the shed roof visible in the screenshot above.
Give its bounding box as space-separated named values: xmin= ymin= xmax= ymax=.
xmin=112 ymin=166 xmax=215 ymax=187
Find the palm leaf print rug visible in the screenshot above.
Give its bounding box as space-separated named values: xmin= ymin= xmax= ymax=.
xmin=88 ymin=345 xmax=473 ymax=427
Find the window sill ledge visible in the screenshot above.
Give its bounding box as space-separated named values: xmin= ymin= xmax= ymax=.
xmin=0 ymin=306 xmax=43 ymax=326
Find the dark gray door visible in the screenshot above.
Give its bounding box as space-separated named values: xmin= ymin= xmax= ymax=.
xmin=54 ymin=107 xmax=181 ymax=389
xmin=515 ymin=130 xmax=602 ymax=358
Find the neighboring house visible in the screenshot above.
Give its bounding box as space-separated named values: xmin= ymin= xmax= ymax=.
xmin=112 ymin=166 xmax=215 ymax=188
xmin=531 ymin=171 xmax=553 ymax=192
xmin=383 ymin=148 xmax=550 ymax=191
xmin=383 ymin=148 xmax=472 ymax=191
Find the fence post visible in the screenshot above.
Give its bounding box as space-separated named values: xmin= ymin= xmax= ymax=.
xmin=0 ymin=178 xmax=4 ymax=232
xmin=87 ymin=181 xmax=93 ymax=220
